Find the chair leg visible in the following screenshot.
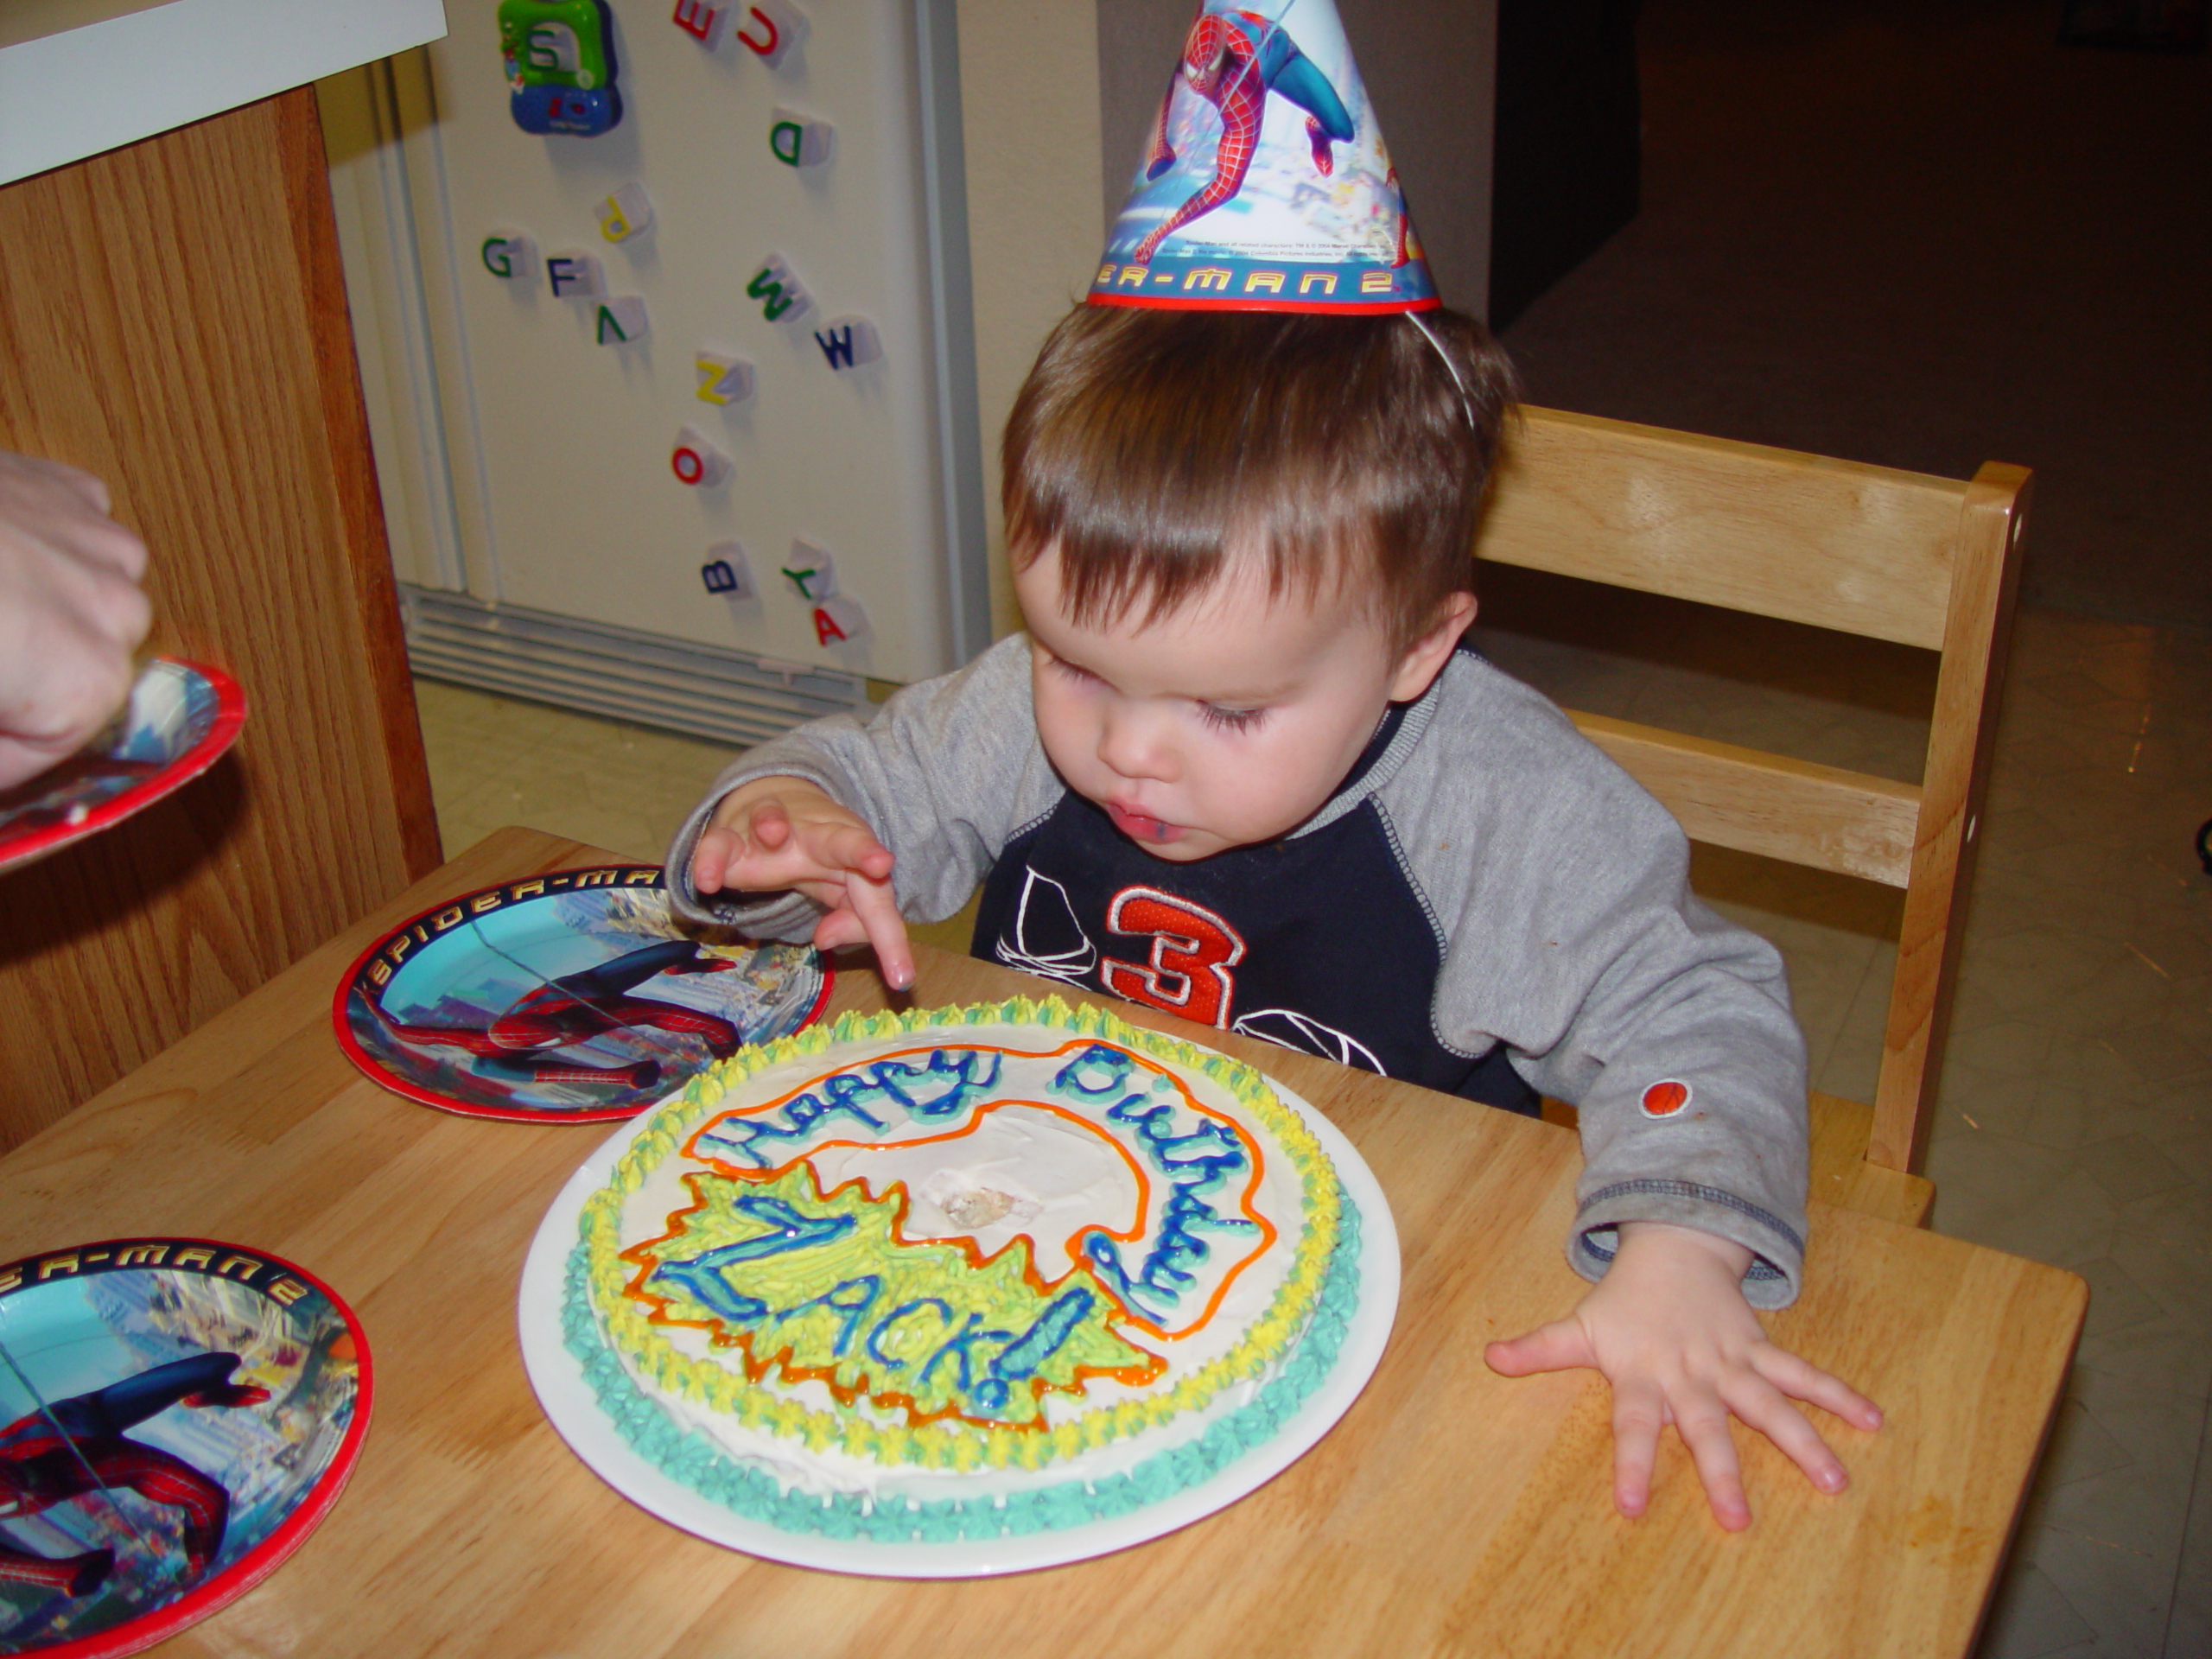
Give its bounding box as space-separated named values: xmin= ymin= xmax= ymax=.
xmin=1810 ymin=1092 xmax=1935 ymax=1227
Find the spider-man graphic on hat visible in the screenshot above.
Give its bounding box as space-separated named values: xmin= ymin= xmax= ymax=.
xmin=0 ymin=1351 xmax=269 ymax=1599
xmin=372 ymin=938 xmax=744 ymax=1090
xmin=1133 ymin=3 xmax=1357 ymax=263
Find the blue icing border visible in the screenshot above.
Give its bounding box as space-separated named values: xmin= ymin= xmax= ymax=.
xmin=560 ymin=1183 xmax=1363 ymax=1543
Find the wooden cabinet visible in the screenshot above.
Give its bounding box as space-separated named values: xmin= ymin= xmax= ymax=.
xmin=0 ymin=86 xmax=442 ymax=1149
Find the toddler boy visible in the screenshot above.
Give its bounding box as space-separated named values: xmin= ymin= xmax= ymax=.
xmin=668 ymin=301 xmax=1878 ymax=1529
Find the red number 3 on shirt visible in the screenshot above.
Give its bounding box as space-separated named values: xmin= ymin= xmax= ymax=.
xmin=1100 ymin=887 xmax=1247 ymax=1028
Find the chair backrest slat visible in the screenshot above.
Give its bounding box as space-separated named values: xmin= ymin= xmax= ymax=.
xmin=1568 ymin=713 xmax=1922 ymax=888
xmin=1472 ymin=410 xmax=2031 ymax=1179
xmin=1477 ymin=408 xmax=1969 ymax=651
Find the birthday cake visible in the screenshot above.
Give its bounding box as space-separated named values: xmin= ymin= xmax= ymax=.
xmin=561 ymin=995 xmax=1363 ymax=1542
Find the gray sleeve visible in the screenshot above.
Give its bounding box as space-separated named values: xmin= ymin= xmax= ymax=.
xmin=662 ymin=632 xmax=1065 ymax=940
xmin=1386 ymin=662 xmax=1810 ymax=1306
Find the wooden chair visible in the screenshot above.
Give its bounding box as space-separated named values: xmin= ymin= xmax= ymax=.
xmin=1474 ymin=408 xmax=2031 ymax=1227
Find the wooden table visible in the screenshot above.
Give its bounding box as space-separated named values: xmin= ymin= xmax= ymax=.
xmin=0 ymin=829 xmax=2086 ymax=1658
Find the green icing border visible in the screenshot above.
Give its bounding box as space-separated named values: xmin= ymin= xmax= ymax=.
xmin=558 ymin=1183 xmax=1363 ymax=1544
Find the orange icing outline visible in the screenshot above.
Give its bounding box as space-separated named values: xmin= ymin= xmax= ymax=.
xmin=674 ymin=1037 xmax=1277 ymax=1341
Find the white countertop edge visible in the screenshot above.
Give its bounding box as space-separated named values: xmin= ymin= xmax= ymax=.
xmin=0 ymin=0 xmax=449 ymax=187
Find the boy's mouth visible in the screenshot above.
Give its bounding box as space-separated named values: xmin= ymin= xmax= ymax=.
xmin=1106 ymin=801 xmax=1180 ymax=844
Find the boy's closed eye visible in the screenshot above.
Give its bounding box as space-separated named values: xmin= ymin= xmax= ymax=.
xmin=1043 ymin=649 xmax=1271 ymax=734
xmin=1196 ymin=702 xmax=1269 ymax=734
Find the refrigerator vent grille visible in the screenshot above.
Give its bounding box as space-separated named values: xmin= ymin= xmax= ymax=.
xmin=401 ymin=587 xmax=872 ymax=747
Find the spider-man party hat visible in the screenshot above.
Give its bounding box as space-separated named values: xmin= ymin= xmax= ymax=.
xmin=1089 ymin=0 xmax=1438 ymax=315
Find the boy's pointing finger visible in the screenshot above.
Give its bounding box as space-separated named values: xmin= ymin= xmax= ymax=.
xmin=842 ymin=866 xmax=913 ymax=992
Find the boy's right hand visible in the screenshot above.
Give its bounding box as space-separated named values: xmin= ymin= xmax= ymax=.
xmin=691 ymin=778 xmax=915 ymax=991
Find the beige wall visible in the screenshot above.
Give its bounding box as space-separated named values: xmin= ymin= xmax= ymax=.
xmin=956 ymin=0 xmax=1105 ymax=638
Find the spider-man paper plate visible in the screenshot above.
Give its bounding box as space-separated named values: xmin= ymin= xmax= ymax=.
xmin=334 ymin=868 xmax=832 ymax=1123
xmin=0 ymin=1237 xmax=371 ymax=1658
xmin=0 ymin=661 xmax=245 ymax=878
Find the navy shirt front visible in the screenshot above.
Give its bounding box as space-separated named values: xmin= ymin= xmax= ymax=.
xmin=970 ymin=691 xmax=1540 ymax=1115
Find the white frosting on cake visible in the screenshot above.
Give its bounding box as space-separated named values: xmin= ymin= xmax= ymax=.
xmin=588 ymin=1008 xmax=1336 ymax=1508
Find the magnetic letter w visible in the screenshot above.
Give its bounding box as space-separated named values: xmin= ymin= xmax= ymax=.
xmin=747 ymin=266 xmax=795 ymax=321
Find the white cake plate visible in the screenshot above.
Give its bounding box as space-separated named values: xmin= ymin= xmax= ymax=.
xmin=517 ymin=1062 xmax=1400 ymax=1579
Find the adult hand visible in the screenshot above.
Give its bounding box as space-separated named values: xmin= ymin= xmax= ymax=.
xmin=693 ymin=776 xmax=915 ymax=991
xmin=1484 ymin=1220 xmax=1882 ymax=1529
xmin=0 ymin=451 xmax=151 ymax=791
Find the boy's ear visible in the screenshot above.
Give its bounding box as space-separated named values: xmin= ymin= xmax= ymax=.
xmin=1388 ymin=592 xmax=1478 ymax=702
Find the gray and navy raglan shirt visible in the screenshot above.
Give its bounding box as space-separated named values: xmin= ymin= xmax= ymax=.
xmin=667 ymin=634 xmax=1811 ymax=1308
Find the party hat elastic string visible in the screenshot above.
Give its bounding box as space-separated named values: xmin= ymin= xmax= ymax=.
xmin=1407 ymin=308 xmax=1478 ymax=433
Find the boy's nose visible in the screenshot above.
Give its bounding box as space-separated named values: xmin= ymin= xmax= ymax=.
xmin=1096 ymin=702 xmax=1174 ymax=782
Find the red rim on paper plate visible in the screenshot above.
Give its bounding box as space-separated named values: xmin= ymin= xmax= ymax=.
xmin=0 ymin=1237 xmax=372 ymax=1659
xmin=0 ymin=660 xmax=246 ymax=877
xmin=332 ymin=867 xmax=833 ymax=1124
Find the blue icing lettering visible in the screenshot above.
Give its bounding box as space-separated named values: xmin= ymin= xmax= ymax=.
xmin=1052 ymin=1041 xmax=1143 ymax=1101
xmin=916 ymin=1311 xmax=1016 ymax=1398
xmin=1104 ymin=1096 xmax=1249 ymax=1189
xmin=1054 ymin=1045 xmax=1252 ymax=1192
xmin=658 ymin=1266 xmax=767 ymax=1326
xmin=1047 ymin=1044 xmax=1259 ymax=1321
xmin=863 ymin=1286 xmax=1093 ymax=1418
xmin=865 ymin=1298 xmax=954 ymax=1370
xmin=1079 ymin=1184 xmax=1227 ymax=1322
xmin=696 ymin=1086 xmax=886 ymax=1167
xmin=696 ymin=1047 xmax=1002 ymax=1167
xmin=972 ymin=1286 xmax=1096 ymax=1414
xmin=772 ymin=1274 xmax=882 ymax=1358
xmin=650 ymin=1194 xmax=854 ymax=1319
xmin=860 ymin=1046 xmax=1003 ymax=1119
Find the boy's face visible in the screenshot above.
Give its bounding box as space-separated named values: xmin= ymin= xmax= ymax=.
xmin=1015 ymin=548 xmax=1472 ymax=862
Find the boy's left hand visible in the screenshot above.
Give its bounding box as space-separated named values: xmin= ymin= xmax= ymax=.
xmin=1484 ymin=1221 xmax=1882 ymax=1530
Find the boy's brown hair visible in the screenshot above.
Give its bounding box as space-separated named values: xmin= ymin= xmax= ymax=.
xmin=1003 ymin=304 xmax=1518 ymax=656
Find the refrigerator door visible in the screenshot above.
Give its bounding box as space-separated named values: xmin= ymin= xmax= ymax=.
xmin=327 ymin=0 xmax=986 ymax=724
